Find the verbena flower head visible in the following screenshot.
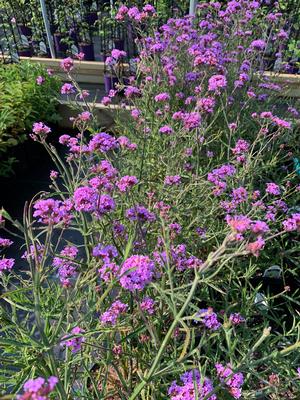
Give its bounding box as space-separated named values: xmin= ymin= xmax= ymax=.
xmin=88 ymin=132 xmax=118 ymax=153
xmin=98 ymin=262 xmax=119 ymax=282
xmin=282 ymin=213 xmax=300 ymax=232
xmin=33 ymin=199 xmax=64 ymax=225
xmin=61 ymin=83 xmax=75 ymax=95
xmin=229 ymin=313 xmax=245 ymax=325
xmin=196 ymin=308 xmax=221 ymax=331
xmin=119 ymin=255 xmax=155 ymax=291
xmin=183 ymin=112 xmax=201 ymax=130
xmin=226 ymin=214 xmax=252 ymax=234
xmin=0 ymin=238 xmax=13 ymax=247
xmin=215 ymin=363 xmax=244 ymax=399
xmin=100 ymin=300 xmax=128 ymax=325
xmin=73 ymin=187 xmax=97 ymax=213
xmin=126 ymin=205 xmax=156 ymax=223
xmin=266 ymin=182 xmax=280 ymax=195
xmin=0 ymin=258 xmax=15 ymax=273
xmin=31 ymin=122 xmax=51 ymax=141
xmin=60 ymin=57 xmax=74 ymax=72
xmin=159 ymin=125 xmax=173 ymax=135
xmin=155 ymin=92 xmax=170 ymax=102
xmin=250 ymin=39 xmax=266 ymax=50
xmin=53 ymin=246 xmax=78 ymax=287
xmin=18 ymin=376 xmax=58 ymax=400
xmin=164 ymin=175 xmax=181 ymax=186
xmin=208 ymin=74 xmax=227 ymax=92
xmin=168 ymin=369 xmax=216 ymax=400
xmin=111 ymin=49 xmax=127 ymax=60
xmin=246 ymin=236 xmax=265 ymax=257
xmin=36 ymin=75 xmax=45 ymax=85
xmin=92 ymin=244 xmax=118 ymax=262
xmin=116 ymin=175 xmax=138 ymax=192
xmin=61 ymin=326 xmax=85 ymax=353
xmin=140 ymin=297 xmax=156 ymax=314
xmin=124 ymin=86 xmax=141 ymax=98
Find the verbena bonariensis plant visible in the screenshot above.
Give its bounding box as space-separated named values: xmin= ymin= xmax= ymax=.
xmin=1 ymin=1 xmax=300 ymax=399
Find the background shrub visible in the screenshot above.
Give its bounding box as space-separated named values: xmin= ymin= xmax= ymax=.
xmin=0 ymin=61 xmax=60 ymax=176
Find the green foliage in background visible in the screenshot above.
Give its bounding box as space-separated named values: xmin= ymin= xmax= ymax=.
xmin=0 ymin=61 xmax=60 ymax=176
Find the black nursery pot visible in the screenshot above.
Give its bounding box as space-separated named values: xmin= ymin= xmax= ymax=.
xmin=79 ymin=43 xmax=95 ymax=61
xmin=114 ymin=39 xmax=125 ymax=51
xmin=104 ymin=74 xmax=118 ymax=94
xmin=18 ymin=48 xmax=32 ymax=57
xmin=50 ymin=23 xmax=58 ymax=34
xmin=288 ymin=62 xmax=299 ymax=74
xmin=18 ymin=24 xmax=32 ymax=37
xmin=54 ymin=33 xmax=68 ymax=54
xmin=69 ymin=28 xmax=78 ymax=43
xmin=85 ymin=11 xmax=98 ymax=25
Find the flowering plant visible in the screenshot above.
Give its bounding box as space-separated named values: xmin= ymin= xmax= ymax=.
xmin=1 ymin=2 xmax=300 ymax=399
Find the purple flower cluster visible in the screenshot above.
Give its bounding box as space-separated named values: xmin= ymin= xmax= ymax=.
xmin=0 ymin=237 xmax=13 ymax=247
xmin=282 ymin=213 xmax=300 ymax=232
xmin=215 ymin=363 xmax=244 ymax=399
xmin=197 ymin=97 xmax=215 ymax=113
xmin=159 ymin=125 xmax=173 ymax=135
xmin=229 ymin=313 xmax=245 ymax=325
xmin=61 ymin=326 xmax=85 ymax=353
xmin=115 ymin=4 xmax=155 ymax=22
xmin=155 ymin=92 xmax=170 ymax=102
xmin=164 ymin=175 xmax=181 ymax=186
xmin=140 ymin=297 xmax=156 ymax=314
xmin=60 ymin=57 xmax=74 ymax=72
xmin=116 ymin=175 xmax=138 ymax=192
xmin=0 ymin=258 xmax=15 ymax=273
xmin=93 ymin=244 xmax=118 ymax=262
xmin=266 ymin=182 xmax=280 ymax=196
xmin=250 ymin=39 xmax=266 ymax=51
xmin=31 ymin=122 xmax=51 ymax=141
xmin=168 ymin=370 xmax=216 ymax=400
xmin=61 ymin=83 xmax=75 ymax=95
xmin=126 ymin=205 xmax=156 ymax=223
xmin=73 ymin=187 xmax=115 ymax=217
xmin=232 ymin=139 xmax=250 ymax=164
xmin=18 ymin=376 xmax=58 ymax=400
xmin=22 ymin=244 xmax=45 ymax=263
xmin=53 ymin=246 xmax=78 ymax=287
xmin=154 ymin=243 xmax=202 ymax=271
xmin=225 ymin=214 xmax=269 ymax=255
xmin=88 ymin=132 xmax=118 ymax=153
xmin=124 ymin=86 xmax=141 ymax=98
xmin=207 ymin=164 xmax=236 ymax=196
xmin=208 ymin=74 xmax=227 ymax=93
xmin=98 ymin=262 xmax=119 ymax=282
xmin=182 ymin=112 xmax=201 ymax=130
xmin=58 ymin=134 xmax=88 ymax=158
xmin=33 ymin=198 xmax=73 ymax=225
xmin=100 ymin=300 xmax=128 ymax=325
xmin=196 ymin=308 xmax=221 ymax=331
xmin=119 ymin=255 xmax=155 ymax=291
xmin=73 ymin=187 xmax=98 ymax=212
